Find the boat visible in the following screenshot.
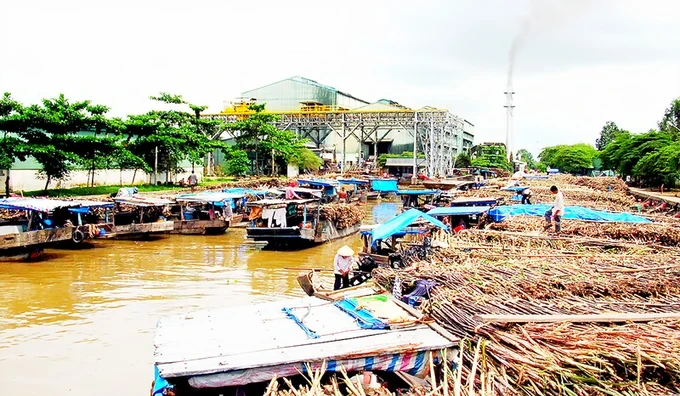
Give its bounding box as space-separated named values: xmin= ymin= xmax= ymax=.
xmin=245 ymin=198 xmax=362 ymax=249
xmin=171 ymin=192 xmax=246 ymax=235
xmin=422 ymin=179 xmax=477 ymax=191
xmin=296 ymin=178 xmax=339 ymax=203
xmin=111 ymin=196 xmax=174 ymax=238
xmin=0 ymin=198 xmax=100 ymax=261
xmin=397 ymin=188 xmax=441 ymax=211
xmin=151 ymin=290 xmax=458 ymax=395
xmin=337 ymin=178 xmax=376 ymax=201
xmin=426 ymin=206 xmax=491 ymax=231
xmin=360 ymin=209 xmax=450 ymax=267
xmin=370 ymin=178 xmax=399 ymax=198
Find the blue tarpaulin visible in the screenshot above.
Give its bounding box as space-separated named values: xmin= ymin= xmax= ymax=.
xmin=427 ymin=206 xmax=491 ymax=216
xmin=488 ymin=204 xmax=651 ymax=223
xmin=371 ymin=208 xmax=449 ymax=242
xmin=397 ymin=189 xmax=439 ymax=195
xmin=371 ymin=179 xmax=398 ymax=193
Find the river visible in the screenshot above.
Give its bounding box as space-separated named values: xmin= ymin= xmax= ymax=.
xmin=0 ymin=202 xmax=399 ymax=396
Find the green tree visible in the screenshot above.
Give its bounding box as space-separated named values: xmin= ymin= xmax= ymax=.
xmin=0 ymin=93 xmax=31 ymax=195
xmin=470 ymin=144 xmax=512 ymax=171
xmin=599 ymin=131 xmax=672 ymax=178
xmin=538 ymin=143 xmax=597 ymax=174
xmin=127 ymin=93 xmax=226 ymax=182
xmin=658 ymin=98 xmax=680 ymax=137
xmin=289 ymin=147 xmax=323 ymax=171
xmin=228 ymin=105 xmax=317 ymax=176
xmin=632 ymin=142 xmax=680 ymax=187
xmin=516 ymin=149 xmax=536 ymax=169
xmin=21 ymin=94 xmax=98 ymax=190
xmin=454 ymin=151 xmax=471 ymax=168
xmin=596 ymin=121 xmax=622 ymax=151
xmin=223 ymin=147 xmax=250 ymax=176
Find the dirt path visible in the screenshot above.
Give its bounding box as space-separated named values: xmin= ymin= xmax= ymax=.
xmin=629 ymin=187 xmax=680 ymax=204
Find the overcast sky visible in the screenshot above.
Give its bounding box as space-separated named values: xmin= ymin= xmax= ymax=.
xmin=2 ymin=0 xmax=679 ymax=156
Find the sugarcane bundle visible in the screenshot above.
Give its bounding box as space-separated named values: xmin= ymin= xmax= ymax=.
xmin=488 ymin=216 xmax=680 ymax=247
xmin=372 ymin=252 xmax=680 ymax=395
xmin=319 ymin=203 xmax=363 ymax=229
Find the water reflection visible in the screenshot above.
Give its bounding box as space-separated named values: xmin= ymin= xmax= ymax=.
xmin=0 ymin=202 xmax=399 ymax=396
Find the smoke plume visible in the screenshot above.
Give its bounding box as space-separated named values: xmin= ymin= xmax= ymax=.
xmin=507 ymin=0 xmax=595 ymax=89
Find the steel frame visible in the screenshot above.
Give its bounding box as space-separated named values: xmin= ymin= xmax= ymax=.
xmin=204 ymin=109 xmax=466 ymax=177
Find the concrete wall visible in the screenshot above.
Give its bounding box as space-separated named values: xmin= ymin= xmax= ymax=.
xmin=0 ymin=168 xmax=202 ymax=193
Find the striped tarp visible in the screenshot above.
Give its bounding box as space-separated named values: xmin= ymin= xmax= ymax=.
xmin=187 ymin=351 xmax=433 ymax=389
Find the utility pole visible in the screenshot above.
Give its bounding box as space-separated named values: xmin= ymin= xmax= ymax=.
xmin=154 ymin=146 xmax=158 ymax=184
xmin=412 ymin=112 xmax=418 ymax=185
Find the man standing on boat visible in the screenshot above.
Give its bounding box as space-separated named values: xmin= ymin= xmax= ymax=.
xmin=286 ymin=180 xmax=302 ymax=200
xmin=544 ymin=185 xmax=564 ymax=233
xmin=334 ymin=245 xmax=355 ymax=290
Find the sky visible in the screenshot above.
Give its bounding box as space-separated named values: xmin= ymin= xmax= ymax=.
xmin=2 ymin=0 xmax=679 ymax=157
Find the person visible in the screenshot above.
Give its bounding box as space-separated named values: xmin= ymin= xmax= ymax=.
xmin=521 ymin=187 xmax=532 ymax=205
xmin=333 ymin=245 xmax=355 ymax=290
xmin=187 ymin=172 xmax=198 ymax=186
xmin=544 ymin=185 xmax=564 ymax=233
xmin=285 ymin=181 xmax=302 ymax=200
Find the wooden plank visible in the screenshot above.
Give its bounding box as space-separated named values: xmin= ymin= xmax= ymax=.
xmin=157 ymin=327 xmax=453 ymax=378
xmin=1 ymin=227 xmax=73 ymax=249
xmin=475 ymin=312 xmax=680 ymax=324
xmin=155 ymin=302 xmax=417 ymax=362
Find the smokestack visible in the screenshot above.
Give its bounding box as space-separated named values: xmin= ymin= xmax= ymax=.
xmin=504 ymin=86 xmax=515 ymax=160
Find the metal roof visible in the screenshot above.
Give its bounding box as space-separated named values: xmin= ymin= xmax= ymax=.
xmin=241 ymin=76 xmax=370 ymax=105
xmin=384 ymin=158 xmax=427 ymax=167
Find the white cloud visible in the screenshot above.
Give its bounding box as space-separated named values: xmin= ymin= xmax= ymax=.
xmin=1 ymin=0 xmax=678 ymax=157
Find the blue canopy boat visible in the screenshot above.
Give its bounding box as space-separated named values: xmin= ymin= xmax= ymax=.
xmin=0 ymin=198 xmax=107 ymax=260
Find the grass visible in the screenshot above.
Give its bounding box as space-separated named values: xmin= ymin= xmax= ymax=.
xmin=22 ymin=181 xmax=230 ymax=197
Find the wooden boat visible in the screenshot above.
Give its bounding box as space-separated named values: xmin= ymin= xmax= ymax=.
xmin=246 ymin=198 xmax=361 ymax=249
xmin=422 ymin=179 xmax=476 ymax=190
xmin=152 ymin=291 xmax=458 ymax=394
xmin=0 ymin=198 xmax=98 ymax=261
xmin=111 ymin=197 xmax=174 ymax=238
xmin=170 ymin=192 xmax=240 ymax=235
xmin=297 ymin=270 xmax=377 ymax=300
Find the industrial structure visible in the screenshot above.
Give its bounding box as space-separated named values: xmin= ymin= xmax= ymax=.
xmin=504 ymin=84 xmax=515 ymax=160
xmin=206 ymin=76 xmax=475 ymax=177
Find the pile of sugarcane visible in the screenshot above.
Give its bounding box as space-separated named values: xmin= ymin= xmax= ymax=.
xmin=320 ymin=203 xmax=364 ymax=229
xmin=487 ymin=216 xmax=680 ymax=247
xmin=368 ymin=224 xmax=680 ymax=395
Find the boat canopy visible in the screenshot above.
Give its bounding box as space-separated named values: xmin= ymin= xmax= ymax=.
xmin=397 ymin=189 xmax=439 ymax=195
xmin=449 ymin=197 xmax=498 ymax=207
xmin=297 ymin=179 xmax=339 ymax=188
xmin=279 ymin=187 xmax=323 ymax=198
xmin=247 ymin=198 xmax=317 ymax=206
xmin=371 ymin=208 xmax=449 ymax=242
xmin=175 ymin=192 xmax=244 ymax=203
xmin=0 ymin=198 xmax=81 ymax=213
xmin=221 ymin=187 xmax=275 ymax=197
xmin=370 ymin=179 xmax=398 ymax=193
xmin=113 ymin=197 xmax=174 ymax=207
xmin=426 ymin=206 xmax=491 ymax=216
xmin=337 ymin=178 xmax=369 ymax=185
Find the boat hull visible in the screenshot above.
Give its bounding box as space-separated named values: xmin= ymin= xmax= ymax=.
xmin=247 ymin=220 xmax=361 ymax=250
xmin=111 ymin=221 xmax=174 ymax=239
xmin=169 ymin=219 xmax=229 ymax=235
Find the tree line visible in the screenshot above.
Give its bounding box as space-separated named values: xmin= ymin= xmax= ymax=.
xmin=0 ymin=93 xmax=322 ymax=192
xmin=513 ymin=97 xmax=679 ymax=186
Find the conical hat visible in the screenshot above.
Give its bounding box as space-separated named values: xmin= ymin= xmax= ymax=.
xmin=337 ymin=245 xmax=355 ymax=256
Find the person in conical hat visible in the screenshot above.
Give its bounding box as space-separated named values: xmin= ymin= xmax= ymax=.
xmin=333 ymin=245 xmax=355 ymax=290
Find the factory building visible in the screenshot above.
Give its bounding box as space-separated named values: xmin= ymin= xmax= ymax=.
xmin=215 ymin=76 xmax=474 ymax=175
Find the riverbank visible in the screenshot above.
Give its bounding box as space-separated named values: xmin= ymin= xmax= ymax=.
xmin=629 ymin=187 xmax=680 ymax=204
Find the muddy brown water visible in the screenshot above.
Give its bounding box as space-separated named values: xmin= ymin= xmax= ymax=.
xmin=0 ymin=202 xmax=399 ymax=396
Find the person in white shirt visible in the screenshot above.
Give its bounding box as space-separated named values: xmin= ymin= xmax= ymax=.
xmin=333 ymin=245 xmax=355 ymax=290
xmin=544 ymin=185 xmax=564 ymax=233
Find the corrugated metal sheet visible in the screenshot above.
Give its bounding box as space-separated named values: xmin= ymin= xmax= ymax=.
xmin=154 ymin=295 xmax=455 ymax=380
xmin=385 ymin=158 xmax=427 ymax=167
